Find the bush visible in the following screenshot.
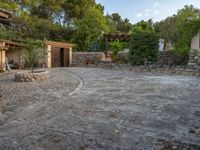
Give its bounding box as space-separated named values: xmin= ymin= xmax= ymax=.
xmin=129 ymin=31 xmax=159 ymax=65
xmin=109 ymin=41 xmax=124 ymax=62
xmin=21 ymin=39 xmax=46 ymax=72
xmin=118 ymin=55 xmax=129 ymax=64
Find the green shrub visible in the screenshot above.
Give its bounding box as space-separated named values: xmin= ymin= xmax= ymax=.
xmin=21 ymin=39 xmax=46 ymax=72
xmin=109 ymin=41 xmax=124 ymax=62
xmin=118 ymin=56 xmax=129 ymax=64
xmin=129 ymin=31 xmax=159 ymax=65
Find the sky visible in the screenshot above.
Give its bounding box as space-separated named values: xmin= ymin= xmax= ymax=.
xmin=96 ymin=0 xmax=200 ymax=23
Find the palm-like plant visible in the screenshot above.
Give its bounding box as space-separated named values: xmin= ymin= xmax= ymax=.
xmin=109 ymin=41 xmax=123 ymax=62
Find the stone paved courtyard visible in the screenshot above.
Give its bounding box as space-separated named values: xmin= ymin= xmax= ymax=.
xmin=0 ymin=68 xmax=200 ymax=149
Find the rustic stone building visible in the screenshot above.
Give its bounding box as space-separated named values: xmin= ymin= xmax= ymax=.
xmin=0 ymin=40 xmax=21 ymax=71
xmin=0 ymin=40 xmax=74 ymax=71
xmin=0 ymin=8 xmax=75 ymax=71
xmin=46 ymin=41 xmax=74 ymax=68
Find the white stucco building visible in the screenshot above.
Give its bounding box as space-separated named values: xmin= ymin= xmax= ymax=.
xmin=191 ymin=33 xmax=200 ymax=52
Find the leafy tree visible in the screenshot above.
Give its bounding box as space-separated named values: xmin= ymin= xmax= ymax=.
xmin=174 ymin=19 xmax=200 ymax=55
xmin=154 ymin=5 xmax=200 ymax=52
xmin=105 ymin=14 xmax=117 ymax=33
xmin=0 ymin=0 xmax=108 ymax=44
xmin=21 ymin=39 xmax=46 ymax=72
xmin=17 ymin=0 xmax=64 ymax=21
xmin=73 ymin=7 xmax=108 ymax=51
xmin=106 ymin=13 xmax=132 ymax=34
xmin=154 ymin=16 xmax=177 ymax=43
xmin=62 ymin=0 xmax=103 ymax=20
xmin=133 ymin=20 xmax=154 ymax=33
xmin=0 ymin=1 xmax=18 ymax=11
xmin=176 ymin=5 xmax=200 ymax=25
xmin=0 ymin=26 xmax=18 ymax=40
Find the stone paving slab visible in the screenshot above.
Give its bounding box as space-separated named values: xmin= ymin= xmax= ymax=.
xmin=0 ymin=68 xmax=200 ymax=149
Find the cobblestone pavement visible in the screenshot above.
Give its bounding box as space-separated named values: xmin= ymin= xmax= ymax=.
xmin=0 ymin=68 xmax=200 ymax=150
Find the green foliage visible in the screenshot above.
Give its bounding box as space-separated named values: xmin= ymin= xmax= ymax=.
xmin=154 ymin=5 xmax=200 ymax=56
xmin=0 ymin=26 xmax=18 ymax=40
xmin=133 ymin=20 xmax=154 ymax=33
xmin=154 ymin=16 xmax=177 ymax=42
xmin=174 ymin=19 xmax=200 ymax=55
xmin=106 ymin=13 xmax=132 ymax=34
xmin=0 ymin=1 xmax=19 ymax=11
xmin=21 ymin=39 xmax=46 ymax=72
xmin=62 ymin=0 xmax=98 ymax=20
xmin=118 ymin=56 xmax=129 ymax=64
xmin=73 ymin=7 xmax=109 ymax=51
xmin=109 ymin=41 xmax=123 ymax=62
xmin=176 ymin=5 xmax=200 ymax=25
xmin=173 ymin=5 xmax=200 ymax=55
xmin=0 ymin=1 xmax=71 ymax=42
xmin=121 ymin=42 xmax=129 ymax=49
xmin=129 ymin=29 xmax=159 ymax=65
xmin=0 ymin=0 xmax=134 ymax=51
xmin=198 ymin=60 xmax=200 ymax=65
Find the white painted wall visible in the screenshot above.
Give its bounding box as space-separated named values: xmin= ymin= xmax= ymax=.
xmin=191 ymin=33 xmax=200 ymax=52
xmin=159 ymin=39 xmax=164 ymax=51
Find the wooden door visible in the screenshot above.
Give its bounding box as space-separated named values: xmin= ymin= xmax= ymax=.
xmin=64 ymin=48 xmax=69 ymax=67
xmin=51 ymin=48 xmax=61 ymax=67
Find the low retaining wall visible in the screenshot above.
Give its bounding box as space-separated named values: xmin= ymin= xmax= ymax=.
xmin=78 ymin=60 xmax=200 ymax=77
xmin=158 ymin=50 xmax=188 ymax=65
xmin=99 ymin=62 xmax=200 ymax=76
xmin=72 ymin=52 xmax=105 ymax=66
xmin=71 ymin=51 xmax=200 ymax=76
xmin=15 ymin=71 xmax=50 ymax=82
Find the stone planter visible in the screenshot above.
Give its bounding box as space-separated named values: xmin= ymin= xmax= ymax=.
xmin=15 ymin=70 xmax=50 ymax=82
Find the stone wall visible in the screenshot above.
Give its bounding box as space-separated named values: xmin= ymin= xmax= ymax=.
xmin=188 ymin=49 xmax=200 ymax=66
xmin=15 ymin=71 xmax=50 ymax=82
xmin=118 ymin=52 xmax=129 ymax=59
xmin=97 ymin=62 xmax=200 ymax=77
xmin=72 ymin=52 xmax=105 ymax=66
xmin=157 ymin=50 xmax=188 ymax=66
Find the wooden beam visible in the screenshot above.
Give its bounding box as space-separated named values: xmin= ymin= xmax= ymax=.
xmin=47 ymin=41 xmax=75 ymax=48
xmin=0 ymin=12 xmax=9 ymax=19
xmin=0 ymin=18 xmax=12 ymax=25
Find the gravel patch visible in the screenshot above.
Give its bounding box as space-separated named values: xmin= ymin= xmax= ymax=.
xmin=0 ymin=67 xmax=200 ymax=149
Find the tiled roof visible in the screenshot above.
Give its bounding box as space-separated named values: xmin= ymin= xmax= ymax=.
xmin=0 ymin=8 xmax=13 ymax=15
xmin=47 ymin=41 xmax=75 ymax=48
xmin=0 ymin=39 xmax=21 ymax=47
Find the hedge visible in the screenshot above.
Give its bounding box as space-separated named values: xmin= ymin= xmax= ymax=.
xmin=129 ymin=32 xmax=159 ymax=65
